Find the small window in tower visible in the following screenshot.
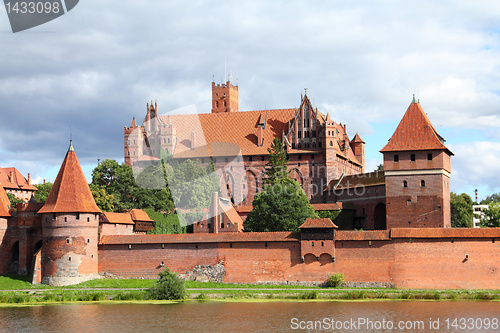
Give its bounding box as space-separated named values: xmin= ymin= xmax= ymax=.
xmin=64 ymin=217 xmax=67 ymax=222
xmin=249 ymin=156 xmax=253 ymax=162
xmin=67 ymin=238 xmax=70 ymax=244
xmin=69 ymin=257 xmax=71 ymax=261
xmin=76 ymin=214 xmax=79 ymax=220
xmin=427 ymin=153 xmax=432 ymax=161
xmin=411 ymin=154 xmax=416 ymax=162
xmin=421 ymin=180 xmax=425 ymax=187
xmin=298 ymin=154 xmax=302 ymax=160
xmin=330 ymin=141 xmax=333 ymax=147
xmin=394 ymin=154 xmax=399 ymax=162
xmin=224 ymin=101 xmax=226 ymax=107
xmin=216 ymin=101 xmax=219 ymax=107
xmin=403 ymin=180 xmax=408 ymax=188
xmin=87 ymin=239 xmax=90 ymax=243
xmin=221 ymin=222 xmax=224 ymax=228
xmin=261 ymin=156 xmax=265 ymax=161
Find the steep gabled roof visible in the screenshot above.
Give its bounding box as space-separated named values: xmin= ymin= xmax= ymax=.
xmin=0 ymin=183 xmax=12 ymax=217
xmin=38 ymin=141 xmax=101 ymax=214
xmin=351 ymin=133 xmax=365 ymax=144
xmin=0 ymin=167 xmax=38 ymax=191
xmin=380 ymin=99 xmax=452 ymax=154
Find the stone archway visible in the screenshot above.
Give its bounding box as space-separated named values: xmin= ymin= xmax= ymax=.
xmin=373 ymin=203 xmax=387 ymax=230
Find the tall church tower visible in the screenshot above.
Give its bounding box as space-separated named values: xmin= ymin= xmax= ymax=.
xmin=212 ymin=81 xmax=239 ymax=113
xmin=37 ymin=141 xmax=102 ymax=286
xmin=380 ymin=96 xmax=453 ymax=229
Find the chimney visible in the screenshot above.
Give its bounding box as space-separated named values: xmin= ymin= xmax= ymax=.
xmin=27 ymin=173 xmax=31 ymax=185
xmin=190 ymin=131 xmax=195 ymax=150
xmin=257 ymin=127 xmax=264 ymax=147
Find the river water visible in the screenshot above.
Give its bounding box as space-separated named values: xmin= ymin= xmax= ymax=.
xmin=0 ymin=300 xmax=498 ymax=332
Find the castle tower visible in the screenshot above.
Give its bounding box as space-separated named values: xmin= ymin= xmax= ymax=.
xmin=212 ymin=81 xmax=239 ymax=113
xmin=323 ymin=113 xmax=339 ymax=184
xmin=350 ymin=133 xmax=365 ymax=173
xmin=124 ymin=117 xmax=140 ymax=166
xmin=380 ymin=96 xmax=453 ymax=229
xmin=37 ymin=141 xmax=102 ymax=286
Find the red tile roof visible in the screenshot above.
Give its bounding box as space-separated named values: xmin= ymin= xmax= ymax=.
xmin=380 ymin=100 xmax=452 ymax=154
xmin=130 ymin=209 xmax=153 ymax=222
xmin=351 ymin=133 xmax=365 ymax=143
xmin=100 ymin=212 xmax=135 ymax=225
xmin=391 ymin=228 xmax=500 ymax=238
xmin=336 ymin=230 xmax=391 ymax=241
xmin=299 ymin=218 xmax=338 ymax=229
xmin=99 ymin=231 xmax=300 ymax=245
xmin=159 ymin=108 xmax=297 ymax=157
xmin=38 ymin=142 xmax=102 ymax=214
xmin=310 ymin=203 xmax=342 ymax=211
xmin=0 ymin=184 xmax=12 ymax=217
xmin=0 ymin=167 xmax=38 ymax=191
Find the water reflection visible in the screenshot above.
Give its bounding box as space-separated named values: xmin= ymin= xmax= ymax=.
xmin=0 ymin=301 xmax=498 ymax=332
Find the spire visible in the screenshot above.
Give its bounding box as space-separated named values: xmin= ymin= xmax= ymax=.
xmin=412 ymin=94 xmax=417 ymax=103
xmin=38 ymin=143 xmax=101 ymax=214
xmin=380 ymin=101 xmax=452 ymax=154
xmin=130 ymin=117 xmax=137 ymax=128
xmin=69 ymin=140 xmax=74 ymax=152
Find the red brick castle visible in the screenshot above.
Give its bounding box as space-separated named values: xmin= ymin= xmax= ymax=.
xmin=0 ymin=83 xmax=498 ymax=289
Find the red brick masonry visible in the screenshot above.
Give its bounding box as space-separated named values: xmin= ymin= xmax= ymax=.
xmin=99 ymin=228 xmax=500 ymax=289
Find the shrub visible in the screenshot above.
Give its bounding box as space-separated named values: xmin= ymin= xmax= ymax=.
xmin=328 ymin=273 xmax=345 ymax=288
xmin=147 ymin=268 xmax=186 ymax=300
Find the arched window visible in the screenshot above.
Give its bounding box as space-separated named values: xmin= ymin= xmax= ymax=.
xmin=421 ymin=180 xmax=425 ymax=187
xmin=330 ymin=141 xmax=333 ymax=147
xmin=403 ymin=180 xmax=408 ymax=188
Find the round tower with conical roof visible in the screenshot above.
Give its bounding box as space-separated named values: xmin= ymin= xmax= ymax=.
xmin=37 ymin=141 xmax=102 ymax=286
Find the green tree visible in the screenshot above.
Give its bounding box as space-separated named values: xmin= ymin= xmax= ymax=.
xmin=89 ymin=184 xmax=114 ymax=212
xmin=262 ymin=138 xmax=289 ymax=186
xmin=481 ymin=193 xmax=500 ymax=204
xmin=144 ymin=208 xmax=183 ymax=234
xmin=34 ymin=182 xmax=53 ymax=203
xmin=480 ymin=202 xmax=500 ymax=227
xmin=6 ymin=193 xmax=23 ymax=211
xmin=376 ymin=164 xmax=384 ymax=171
xmin=450 ymin=192 xmax=473 ymax=228
xmin=147 ymin=268 xmax=186 ymax=300
xmin=244 ymin=178 xmax=318 ymax=232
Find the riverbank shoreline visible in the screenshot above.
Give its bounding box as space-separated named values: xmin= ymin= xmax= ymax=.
xmin=1 ymin=275 xmax=499 ymax=305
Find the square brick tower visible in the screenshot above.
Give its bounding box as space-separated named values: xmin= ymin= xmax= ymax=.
xmin=380 ymin=96 xmax=453 ymax=229
xmin=211 ymin=81 xmax=239 ymax=113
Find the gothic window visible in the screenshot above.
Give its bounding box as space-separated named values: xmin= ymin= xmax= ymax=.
xmin=298 ymin=131 xmax=302 ymax=139
xmin=403 ymin=180 xmax=408 ymax=188
xmin=421 ymin=180 xmax=426 ymax=187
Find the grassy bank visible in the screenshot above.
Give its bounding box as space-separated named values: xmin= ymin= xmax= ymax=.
xmin=0 ymin=275 xmax=499 ymax=305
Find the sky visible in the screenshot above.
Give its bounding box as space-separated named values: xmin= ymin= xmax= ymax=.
xmin=0 ymin=0 xmax=499 ymax=202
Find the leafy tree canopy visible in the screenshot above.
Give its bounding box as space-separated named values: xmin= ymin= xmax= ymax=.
xmin=244 ymin=178 xmax=318 ymax=232
xmin=450 ymin=192 xmax=473 ymax=228
xmin=6 ymin=193 xmax=23 ymax=211
xmin=262 ymin=138 xmax=289 ymax=186
xmin=481 ymin=193 xmax=500 ymax=204
xmin=34 ymin=182 xmax=53 ymax=203
xmin=480 ymin=202 xmax=500 ymax=228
